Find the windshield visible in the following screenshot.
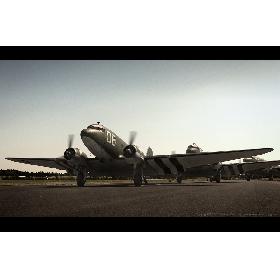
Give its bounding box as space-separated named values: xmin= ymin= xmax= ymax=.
xmin=87 ymin=125 xmax=105 ymax=131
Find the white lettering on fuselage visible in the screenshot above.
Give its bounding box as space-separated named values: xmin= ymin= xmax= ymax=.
xmin=106 ymin=131 xmax=116 ymax=146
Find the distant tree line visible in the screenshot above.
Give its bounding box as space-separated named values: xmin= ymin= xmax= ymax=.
xmin=0 ymin=169 xmax=65 ymax=180
xmin=0 ymin=169 xmax=132 ymax=180
xmin=0 ymin=169 xmax=175 ymax=180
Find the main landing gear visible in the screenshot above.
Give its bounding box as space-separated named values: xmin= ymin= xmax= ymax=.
xmin=133 ymin=175 xmax=148 ymax=187
xmin=176 ymin=175 xmax=183 ymax=184
xmin=76 ymin=169 xmax=87 ymax=187
xmin=133 ymin=163 xmax=144 ymax=187
xmin=210 ymin=171 xmax=221 ymax=183
xmin=245 ymin=174 xmax=251 ymax=181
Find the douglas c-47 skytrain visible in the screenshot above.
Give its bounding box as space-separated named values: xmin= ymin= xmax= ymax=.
xmin=6 ymin=122 xmax=275 ymax=187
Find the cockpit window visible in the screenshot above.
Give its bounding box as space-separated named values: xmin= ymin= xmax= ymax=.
xmin=87 ymin=125 xmax=105 ymax=132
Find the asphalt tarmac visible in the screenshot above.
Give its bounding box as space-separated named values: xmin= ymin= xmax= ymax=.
xmin=0 ymin=180 xmax=280 ymax=217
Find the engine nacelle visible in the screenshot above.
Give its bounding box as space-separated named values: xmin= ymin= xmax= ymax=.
xmin=64 ymin=148 xmax=83 ymax=160
xmin=123 ymin=145 xmax=137 ymax=158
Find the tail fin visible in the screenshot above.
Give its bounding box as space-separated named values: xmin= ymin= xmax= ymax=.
xmin=146 ymin=147 xmax=154 ymax=157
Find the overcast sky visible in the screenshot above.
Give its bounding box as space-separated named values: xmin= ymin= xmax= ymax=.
xmin=1 ymin=60 xmax=280 ymax=172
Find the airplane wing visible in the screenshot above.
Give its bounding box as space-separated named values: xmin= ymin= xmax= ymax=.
xmin=6 ymin=148 xmax=273 ymax=177
xmin=145 ymin=148 xmax=273 ymax=175
xmin=6 ymin=157 xmax=73 ymax=171
xmin=5 ymin=157 xmax=135 ymax=177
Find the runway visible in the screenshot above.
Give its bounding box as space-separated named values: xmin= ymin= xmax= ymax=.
xmin=0 ymin=179 xmax=280 ymax=217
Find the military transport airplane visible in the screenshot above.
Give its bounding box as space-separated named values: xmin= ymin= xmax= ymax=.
xmin=163 ymin=144 xmax=280 ymax=183
xmin=222 ymin=157 xmax=280 ymax=181
xmin=6 ymin=122 xmax=274 ymax=187
xmin=179 ymin=146 xmax=280 ymax=183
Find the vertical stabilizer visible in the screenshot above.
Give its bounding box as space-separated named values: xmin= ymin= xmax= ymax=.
xmin=146 ymin=147 xmax=154 ymax=157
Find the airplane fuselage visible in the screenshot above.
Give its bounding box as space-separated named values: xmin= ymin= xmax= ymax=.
xmin=81 ymin=123 xmax=129 ymax=159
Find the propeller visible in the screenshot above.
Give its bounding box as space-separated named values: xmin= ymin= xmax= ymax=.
xmin=129 ymin=131 xmax=137 ymax=145
xmin=64 ymin=134 xmax=75 ymax=160
xmin=123 ymin=131 xmax=143 ymax=158
xmin=68 ymin=134 xmax=74 ymax=148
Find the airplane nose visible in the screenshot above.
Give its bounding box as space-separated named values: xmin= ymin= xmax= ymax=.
xmin=80 ymin=129 xmax=91 ymax=138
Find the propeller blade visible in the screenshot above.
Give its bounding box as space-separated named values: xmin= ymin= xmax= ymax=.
xmin=129 ymin=131 xmax=137 ymax=145
xmin=68 ymin=134 xmax=74 ymax=148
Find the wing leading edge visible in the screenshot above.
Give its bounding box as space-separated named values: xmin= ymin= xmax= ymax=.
xmin=6 ymin=157 xmax=71 ymax=171
xmin=145 ymin=148 xmax=273 ymax=175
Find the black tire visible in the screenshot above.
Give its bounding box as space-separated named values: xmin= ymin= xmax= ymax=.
xmin=134 ymin=176 xmax=142 ymax=187
xmin=176 ymin=176 xmax=182 ymax=184
xmin=133 ymin=171 xmax=142 ymax=186
xmin=215 ymin=171 xmax=222 ymax=183
xmin=77 ymin=172 xmax=86 ymax=187
xmin=133 ymin=166 xmax=143 ymax=187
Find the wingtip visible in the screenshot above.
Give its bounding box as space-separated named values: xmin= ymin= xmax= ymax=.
xmin=258 ymin=148 xmax=273 ymax=152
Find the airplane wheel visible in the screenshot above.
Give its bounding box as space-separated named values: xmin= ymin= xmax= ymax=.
xmin=269 ymin=176 xmax=274 ymax=181
xmin=133 ymin=166 xmax=143 ymax=187
xmin=215 ymin=171 xmax=222 ymax=183
xmin=77 ymin=171 xmax=86 ymax=187
xmin=134 ymin=176 xmax=142 ymax=187
xmin=176 ymin=176 xmax=182 ymax=184
xmin=246 ymin=177 xmax=251 ymax=182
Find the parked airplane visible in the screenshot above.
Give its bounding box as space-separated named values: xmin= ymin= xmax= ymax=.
xmin=167 ymin=144 xmax=278 ymax=183
xmin=6 ymin=122 xmax=274 ymax=187
xmin=222 ymin=157 xmax=280 ymax=181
